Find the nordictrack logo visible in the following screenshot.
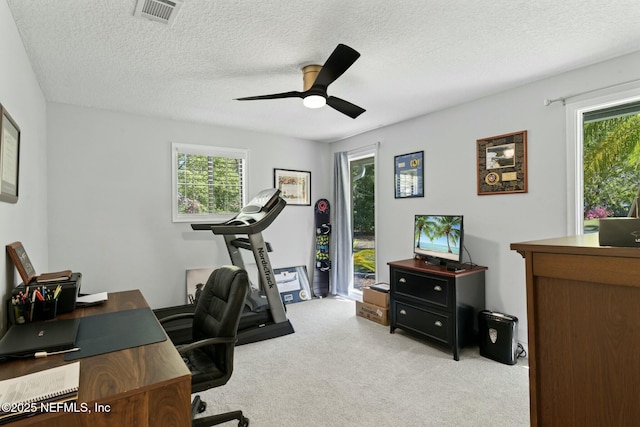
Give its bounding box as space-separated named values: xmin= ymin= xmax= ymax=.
xmin=257 ymin=247 xmax=275 ymax=289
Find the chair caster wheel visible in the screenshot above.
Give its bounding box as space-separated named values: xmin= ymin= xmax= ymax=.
xmin=238 ymin=416 xmax=249 ymax=426
xmin=197 ymin=401 xmax=207 ymax=413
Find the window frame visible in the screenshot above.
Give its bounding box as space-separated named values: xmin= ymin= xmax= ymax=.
xmin=171 ymin=142 xmax=248 ymax=223
xmin=566 ymin=86 xmax=640 ymax=234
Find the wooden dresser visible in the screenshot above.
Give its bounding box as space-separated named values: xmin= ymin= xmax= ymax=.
xmin=511 ymin=234 xmax=640 ymax=426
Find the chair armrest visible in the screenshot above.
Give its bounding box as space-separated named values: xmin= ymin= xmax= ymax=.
xmin=157 ymin=312 xmax=196 ymax=325
xmin=177 ymin=336 xmax=237 ymax=354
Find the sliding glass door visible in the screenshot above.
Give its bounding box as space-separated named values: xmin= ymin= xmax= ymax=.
xmin=349 ymin=153 xmax=376 ymax=295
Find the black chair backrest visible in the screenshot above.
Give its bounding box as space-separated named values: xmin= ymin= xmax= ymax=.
xmin=193 ymin=265 xmax=249 ymax=367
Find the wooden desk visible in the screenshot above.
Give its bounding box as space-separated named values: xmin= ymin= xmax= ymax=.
xmin=0 ymin=290 xmax=191 ymax=427
xmin=511 ymin=234 xmax=640 ymax=426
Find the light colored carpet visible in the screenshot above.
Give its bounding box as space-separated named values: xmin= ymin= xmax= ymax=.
xmin=195 ymin=296 xmax=530 ymax=426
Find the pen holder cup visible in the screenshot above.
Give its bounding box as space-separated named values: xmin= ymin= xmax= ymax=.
xmin=9 ymin=298 xmax=58 ymax=324
xmin=33 ymin=299 xmax=58 ymax=321
xmin=13 ymin=303 xmax=32 ymax=324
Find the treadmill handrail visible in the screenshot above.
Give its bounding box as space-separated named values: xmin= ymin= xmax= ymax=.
xmin=191 ymin=197 xmax=286 ymax=235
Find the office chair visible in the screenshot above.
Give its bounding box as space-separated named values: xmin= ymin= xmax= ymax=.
xmin=159 ymin=265 xmax=250 ymax=427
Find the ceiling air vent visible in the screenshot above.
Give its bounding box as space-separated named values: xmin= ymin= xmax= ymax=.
xmin=133 ymin=0 xmax=184 ymax=27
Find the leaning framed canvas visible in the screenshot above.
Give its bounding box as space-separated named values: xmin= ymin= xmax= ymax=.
xmin=0 ymin=104 xmax=20 ymax=203
xmin=273 ymin=168 xmax=311 ymax=205
xmin=186 ymin=267 xmax=214 ymax=305
xmin=274 ymin=265 xmax=311 ymax=304
xmin=477 ymin=131 xmax=528 ymax=195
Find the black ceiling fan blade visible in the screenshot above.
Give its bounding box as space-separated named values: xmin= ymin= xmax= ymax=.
xmin=235 ymin=91 xmax=304 ymax=101
xmin=326 ymin=96 xmax=366 ymax=119
xmin=312 ymin=44 xmax=360 ymax=90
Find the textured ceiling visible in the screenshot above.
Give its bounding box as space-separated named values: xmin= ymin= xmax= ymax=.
xmin=6 ymin=0 xmax=640 ymax=142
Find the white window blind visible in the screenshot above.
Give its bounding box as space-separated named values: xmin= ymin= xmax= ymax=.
xmin=172 ymin=143 xmax=247 ymax=222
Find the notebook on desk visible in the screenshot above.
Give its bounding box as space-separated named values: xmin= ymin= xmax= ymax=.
xmin=0 ymin=318 xmax=80 ymax=358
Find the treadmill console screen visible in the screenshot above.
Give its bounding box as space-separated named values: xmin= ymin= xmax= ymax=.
xmin=241 ymin=189 xmax=281 ymax=214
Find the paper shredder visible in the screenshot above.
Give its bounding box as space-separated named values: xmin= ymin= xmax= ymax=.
xmin=478 ymin=310 xmax=518 ymax=365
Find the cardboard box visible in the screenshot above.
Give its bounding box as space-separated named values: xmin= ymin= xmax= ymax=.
xmin=356 ymin=300 xmax=389 ymax=326
xmin=363 ymin=286 xmax=389 ymax=308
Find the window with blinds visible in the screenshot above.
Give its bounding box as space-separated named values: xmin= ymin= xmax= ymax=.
xmin=172 ymin=143 xmax=247 ymax=222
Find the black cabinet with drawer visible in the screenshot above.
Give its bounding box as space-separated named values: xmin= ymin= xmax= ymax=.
xmin=388 ymin=258 xmax=486 ymax=360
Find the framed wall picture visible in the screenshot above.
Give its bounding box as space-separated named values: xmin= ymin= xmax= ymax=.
xmin=0 ymin=104 xmax=20 ymax=203
xmin=394 ymin=151 xmax=424 ymax=198
xmin=477 ymin=131 xmax=528 ymax=195
xmin=273 ymin=168 xmax=311 ymax=206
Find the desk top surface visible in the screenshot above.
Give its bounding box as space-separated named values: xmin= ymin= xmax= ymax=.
xmin=0 ymin=290 xmax=190 ymax=403
xmin=511 ymin=233 xmax=640 ymax=258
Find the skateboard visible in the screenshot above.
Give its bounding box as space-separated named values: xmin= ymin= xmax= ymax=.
xmin=313 ymin=199 xmax=331 ymax=297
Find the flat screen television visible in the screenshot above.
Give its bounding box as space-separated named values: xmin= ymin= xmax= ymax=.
xmin=413 ymin=214 xmax=464 ymax=263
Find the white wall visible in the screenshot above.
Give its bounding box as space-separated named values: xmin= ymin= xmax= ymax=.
xmin=47 ymin=103 xmax=329 ymax=309
xmin=0 ymin=1 xmax=48 ymax=333
xmin=330 ymin=51 xmax=640 ymax=343
xmin=4 ymin=0 xmax=640 ymax=342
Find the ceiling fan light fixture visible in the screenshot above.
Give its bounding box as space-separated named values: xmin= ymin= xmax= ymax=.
xmin=235 ymin=44 xmax=365 ymax=118
xmin=303 ymin=94 xmax=326 ymax=109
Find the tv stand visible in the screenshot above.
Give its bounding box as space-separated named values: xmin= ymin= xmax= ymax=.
xmin=388 ymin=258 xmax=487 ymax=360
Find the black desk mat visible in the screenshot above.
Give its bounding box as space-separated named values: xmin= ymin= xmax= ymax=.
xmin=65 ymin=307 xmax=166 ymax=361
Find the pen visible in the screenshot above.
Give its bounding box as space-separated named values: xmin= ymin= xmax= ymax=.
xmin=34 ymin=347 xmax=80 ymax=358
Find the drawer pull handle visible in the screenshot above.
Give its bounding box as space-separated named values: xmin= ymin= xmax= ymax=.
xmin=399 ymin=278 xmax=407 ymax=283
xmin=434 ymin=321 xmax=443 ymax=327
xmin=433 ymin=285 xmax=442 ymax=292
xmin=400 ymin=309 xmax=407 ymax=315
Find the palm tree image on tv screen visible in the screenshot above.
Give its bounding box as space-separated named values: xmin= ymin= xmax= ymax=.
xmin=414 ymin=215 xmax=462 ymax=262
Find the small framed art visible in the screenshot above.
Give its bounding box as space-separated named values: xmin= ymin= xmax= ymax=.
xmin=477 ymin=131 xmax=528 ymax=195
xmin=273 ymin=168 xmax=311 ymax=206
xmin=394 ymin=151 xmax=424 ymax=198
xmin=0 ymin=104 xmax=20 ymax=203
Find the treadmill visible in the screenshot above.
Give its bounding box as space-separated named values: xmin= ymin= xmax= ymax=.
xmin=191 ymin=188 xmax=295 ymax=345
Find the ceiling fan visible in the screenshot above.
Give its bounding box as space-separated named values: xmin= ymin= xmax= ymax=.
xmin=235 ymin=44 xmax=366 ymax=119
